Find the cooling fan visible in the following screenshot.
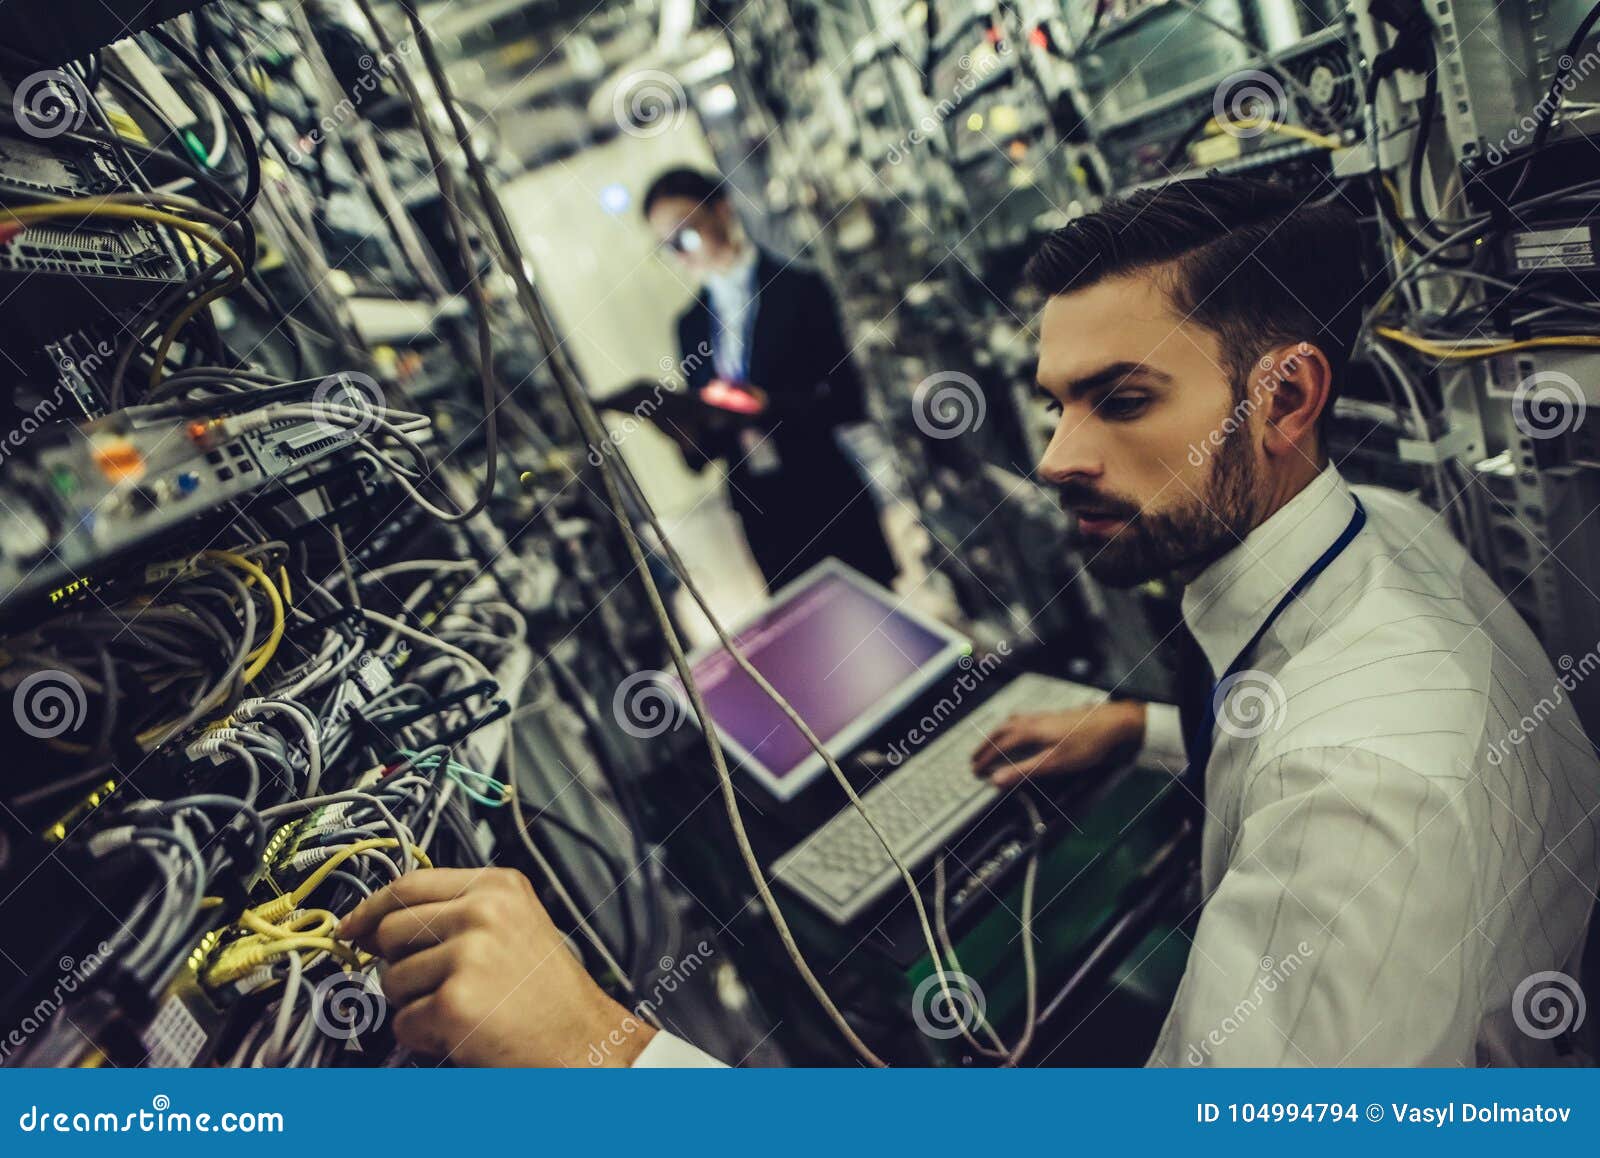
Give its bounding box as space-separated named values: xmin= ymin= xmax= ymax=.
xmin=1290 ymin=45 xmax=1362 ymax=133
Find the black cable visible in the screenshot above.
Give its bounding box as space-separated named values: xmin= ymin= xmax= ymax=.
xmin=95 ymin=65 xmax=190 ymax=157
xmin=146 ymin=27 xmax=261 ymax=223
xmin=1085 ymin=0 xmax=1109 ymax=41
xmin=134 ymin=373 xmax=326 ymax=416
xmin=1506 ymin=0 xmax=1600 ymax=202
xmin=539 ymin=651 xmax=659 ymax=980
xmin=1407 ymin=46 xmax=1449 ymax=241
xmin=436 ymin=790 xmax=488 ymax=868
xmin=74 ymin=68 xmax=314 ymax=373
xmin=516 ymin=804 xmax=634 ymax=907
xmin=350 ymin=0 xmax=501 ymax=525
xmin=142 ymin=16 xmax=317 ymax=387
xmin=510 ymin=785 xmax=640 ymax=987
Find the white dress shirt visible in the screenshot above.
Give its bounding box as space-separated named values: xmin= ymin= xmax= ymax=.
xmin=704 ymin=244 xmax=760 ymax=384
xmin=1141 ymin=463 xmax=1600 ymax=1066
xmin=633 ymin=465 xmax=1600 ymax=1067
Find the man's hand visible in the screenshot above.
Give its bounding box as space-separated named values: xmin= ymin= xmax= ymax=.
xmin=970 ymin=700 xmax=1147 ymax=787
xmin=338 ymin=867 xmax=652 ymax=1067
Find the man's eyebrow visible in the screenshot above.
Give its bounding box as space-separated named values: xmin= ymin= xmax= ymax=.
xmin=1036 ymin=361 xmax=1172 ymax=400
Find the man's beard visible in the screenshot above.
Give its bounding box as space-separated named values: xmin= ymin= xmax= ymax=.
xmin=1065 ymin=420 xmax=1260 ymax=588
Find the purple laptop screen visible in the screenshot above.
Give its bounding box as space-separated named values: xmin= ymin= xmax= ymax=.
xmin=687 ymin=572 xmax=952 ymax=782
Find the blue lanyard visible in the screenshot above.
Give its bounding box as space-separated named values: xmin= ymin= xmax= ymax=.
xmin=1184 ymin=495 xmax=1368 ymax=786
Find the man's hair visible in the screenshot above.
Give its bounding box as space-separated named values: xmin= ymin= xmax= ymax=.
xmin=1024 ymin=177 xmax=1367 ymax=419
xmin=642 ymin=167 xmax=726 ymax=219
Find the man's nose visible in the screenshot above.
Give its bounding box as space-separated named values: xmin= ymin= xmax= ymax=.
xmin=1036 ymin=419 xmax=1103 ymax=486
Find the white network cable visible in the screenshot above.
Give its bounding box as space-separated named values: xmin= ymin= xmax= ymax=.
xmin=369 ymin=0 xmax=1026 ymax=1066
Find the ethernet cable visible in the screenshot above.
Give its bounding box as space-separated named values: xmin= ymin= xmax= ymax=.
xmin=379 ymin=0 xmax=996 ymax=1066
xmin=1375 ymin=327 xmax=1600 ymax=360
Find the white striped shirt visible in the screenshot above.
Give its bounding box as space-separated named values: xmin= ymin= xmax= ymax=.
xmin=634 ymin=464 xmax=1600 ymax=1067
xmin=1141 ymin=463 xmax=1600 ymax=1066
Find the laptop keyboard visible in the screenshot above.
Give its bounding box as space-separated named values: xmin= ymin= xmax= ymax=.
xmin=771 ymin=673 xmax=1108 ymax=924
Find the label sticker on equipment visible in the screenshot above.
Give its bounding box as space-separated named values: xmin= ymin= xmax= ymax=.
xmin=1513 ymin=226 xmax=1598 ymax=271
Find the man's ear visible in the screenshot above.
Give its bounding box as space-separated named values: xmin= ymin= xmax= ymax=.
xmin=1255 ymin=341 xmax=1332 ymax=462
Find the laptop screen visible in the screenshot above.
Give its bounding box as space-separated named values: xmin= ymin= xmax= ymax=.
xmin=681 ymin=563 xmax=967 ymax=799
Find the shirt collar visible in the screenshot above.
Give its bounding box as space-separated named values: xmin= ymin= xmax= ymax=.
xmin=1180 ymin=463 xmax=1356 ymax=679
xmin=704 ymin=244 xmax=759 ymax=304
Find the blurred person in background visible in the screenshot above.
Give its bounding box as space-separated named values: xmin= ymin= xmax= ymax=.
xmin=639 ymin=167 xmax=897 ymax=593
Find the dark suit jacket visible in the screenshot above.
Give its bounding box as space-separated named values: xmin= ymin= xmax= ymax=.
xmin=675 ymin=251 xmax=897 ymax=591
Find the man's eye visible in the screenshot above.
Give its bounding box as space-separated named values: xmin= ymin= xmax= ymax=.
xmin=1098 ymin=393 xmax=1149 ymax=420
xmin=1041 ymin=398 xmax=1063 ymax=417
